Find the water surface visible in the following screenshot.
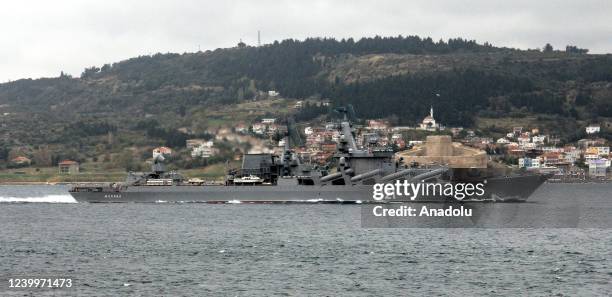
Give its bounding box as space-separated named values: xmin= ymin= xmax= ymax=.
xmin=0 ymin=184 xmax=610 ymax=296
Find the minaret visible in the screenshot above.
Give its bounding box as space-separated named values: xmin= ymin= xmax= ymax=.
xmin=430 ymin=106 xmax=434 ymax=119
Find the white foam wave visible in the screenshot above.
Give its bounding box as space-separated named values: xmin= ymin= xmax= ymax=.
xmin=0 ymin=195 xmax=77 ymax=203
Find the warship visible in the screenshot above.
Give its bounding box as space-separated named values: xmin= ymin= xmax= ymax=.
xmin=69 ymin=109 xmax=548 ymax=203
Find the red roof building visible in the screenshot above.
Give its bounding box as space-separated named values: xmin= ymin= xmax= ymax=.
xmin=58 ymin=160 xmax=79 ymax=174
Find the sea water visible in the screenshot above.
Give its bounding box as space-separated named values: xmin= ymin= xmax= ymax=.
xmin=0 ymin=184 xmax=610 ymax=296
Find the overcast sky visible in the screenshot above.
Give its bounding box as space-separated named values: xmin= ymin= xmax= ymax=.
xmin=1 ymin=0 xmax=610 ymax=82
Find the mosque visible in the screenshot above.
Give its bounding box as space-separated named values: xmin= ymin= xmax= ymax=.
xmin=419 ymin=106 xmax=443 ymax=131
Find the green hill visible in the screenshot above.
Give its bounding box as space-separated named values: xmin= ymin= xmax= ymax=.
xmin=0 ymin=35 xmax=610 ymax=167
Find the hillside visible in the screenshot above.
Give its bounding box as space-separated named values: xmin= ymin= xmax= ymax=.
xmin=0 ymin=35 xmax=611 ymax=168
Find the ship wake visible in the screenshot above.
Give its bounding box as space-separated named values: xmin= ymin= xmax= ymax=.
xmin=0 ymin=195 xmax=77 ymax=203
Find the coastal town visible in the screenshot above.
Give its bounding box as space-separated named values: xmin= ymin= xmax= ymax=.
xmin=182 ymin=102 xmax=610 ymax=182
xmin=2 ymin=97 xmax=610 ymax=182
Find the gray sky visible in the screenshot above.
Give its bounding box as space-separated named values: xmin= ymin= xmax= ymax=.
xmin=1 ymin=0 xmax=611 ymax=82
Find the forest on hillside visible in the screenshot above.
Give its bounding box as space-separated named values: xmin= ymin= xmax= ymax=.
xmin=0 ymin=35 xmax=610 ymax=165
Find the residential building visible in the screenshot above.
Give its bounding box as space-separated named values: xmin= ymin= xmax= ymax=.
xmin=541 ymin=152 xmax=564 ymax=165
xmin=10 ymin=156 xmax=31 ymax=166
xmin=267 ymin=124 xmax=278 ymax=134
xmin=532 ymin=135 xmax=547 ymax=144
xmin=391 ymin=126 xmax=415 ymax=132
xmin=59 ymin=160 xmax=79 ymax=174
xmin=594 ymin=146 xmax=610 ymax=156
xmin=191 ymin=141 xmax=217 ymax=158
xmin=368 ymin=120 xmax=389 ymax=131
xmin=153 ymin=147 xmax=172 ymax=158
xmin=522 ymin=142 xmax=537 ymax=150
xmin=518 ymin=157 xmax=541 ymax=169
xmin=563 ymin=147 xmax=581 ymax=164
xmin=321 ymin=141 xmax=337 ymax=153
xmin=235 ymin=123 xmax=248 ymax=133
xmin=584 ymin=154 xmax=600 ymax=162
xmin=186 ymin=139 xmax=208 ymax=149
xmin=449 ymin=127 xmax=464 ymax=137
xmin=586 ymin=124 xmax=601 ymax=134
xmin=496 ymin=138 xmax=510 ymax=144
xmin=578 ymin=138 xmax=607 ymax=148
xmin=588 ymin=159 xmax=609 ymax=178
xmin=252 ymin=123 xmax=266 ymax=135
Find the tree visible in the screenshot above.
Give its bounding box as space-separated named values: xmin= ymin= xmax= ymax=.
xmin=100 ymin=64 xmax=111 ymax=72
xmin=114 ymin=149 xmax=138 ymax=171
xmin=81 ymin=66 xmax=101 ymax=79
xmin=32 ymin=146 xmax=52 ymax=166
xmin=543 ymin=43 xmax=553 ymax=52
xmin=565 ymin=45 xmax=588 ymax=54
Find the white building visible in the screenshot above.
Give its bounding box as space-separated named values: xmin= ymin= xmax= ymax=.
xmin=252 ymin=123 xmax=266 ymax=135
xmin=419 ymin=106 xmax=441 ymax=131
xmin=542 ymin=146 xmax=563 ymax=153
xmin=496 ymin=138 xmax=510 ymax=144
xmin=186 ymin=139 xmax=208 ymax=149
xmin=522 ymin=142 xmax=537 ymax=149
xmin=304 ymin=127 xmax=314 ymax=136
xmin=330 ymin=131 xmax=341 ymax=142
xmin=517 ymin=135 xmax=531 ymax=145
xmin=152 ymin=147 xmax=172 ymax=159
xmin=519 ymin=157 xmax=541 ymax=169
xmin=191 ymin=141 xmax=216 ymax=158
xmin=584 ymin=154 xmax=599 ymax=162
xmin=235 ymin=124 xmax=248 ymax=133
xmin=594 ymin=146 xmax=610 ymax=156
xmin=585 ymin=125 xmax=601 ymax=134
xmin=588 ymin=159 xmax=609 ymax=178
xmin=325 ymin=123 xmax=337 ymax=131
xmin=586 ymin=124 xmax=601 ymax=134
xmin=563 ymin=147 xmax=581 ymax=164
xmin=391 ymin=126 xmax=415 ymax=132
xmin=532 ymin=135 xmax=547 ymax=144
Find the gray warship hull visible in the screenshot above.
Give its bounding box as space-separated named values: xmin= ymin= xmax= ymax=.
xmin=69 ymin=174 xmax=547 ymax=203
